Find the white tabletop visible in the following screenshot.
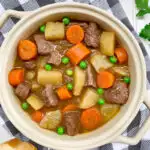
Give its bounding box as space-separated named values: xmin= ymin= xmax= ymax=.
xmin=120 ymin=0 xmax=150 ymax=56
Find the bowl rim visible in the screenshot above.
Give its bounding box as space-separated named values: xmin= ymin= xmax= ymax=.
xmin=0 ymin=2 xmax=146 ymax=149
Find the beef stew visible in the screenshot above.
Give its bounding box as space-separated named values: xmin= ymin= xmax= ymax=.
xmin=8 ymin=17 xmax=130 ymax=136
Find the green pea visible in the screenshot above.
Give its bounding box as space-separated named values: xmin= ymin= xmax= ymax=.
xmin=62 ymin=17 xmax=70 ymax=25
xmin=65 ymin=69 xmax=73 ymax=76
xmin=79 ymin=61 xmax=87 ymax=69
xmin=97 ymin=88 xmax=104 ymax=95
xmin=40 ymin=25 xmax=46 ymax=33
xmin=123 ymin=76 xmax=130 ymax=84
xmin=109 ymin=56 xmax=117 ymax=64
xmin=57 ymin=127 xmax=65 ymax=135
xmin=67 ymin=83 xmax=73 ymax=91
xmin=22 ymin=102 xmax=29 ymax=110
xmin=98 ymin=98 xmax=105 ymax=105
xmin=62 ymin=57 xmax=70 ymax=65
xmin=45 ymin=64 xmax=52 ymax=71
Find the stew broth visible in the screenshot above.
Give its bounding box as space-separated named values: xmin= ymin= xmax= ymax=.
xmin=9 ymin=18 xmax=130 ymax=136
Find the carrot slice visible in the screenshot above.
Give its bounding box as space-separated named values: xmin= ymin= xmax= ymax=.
xmin=8 ymin=68 xmax=24 ymax=86
xmin=66 ymin=25 xmax=84 ymax=44
xmin=31 ymin=111 xmax=44 ymax=123
xmin=97 ymin=71 xmax=115 ymax=88
xmin=115 ymin=48 xmax=128 ymax=64
xmin=63 ymin=104 xmax=78 ymax=113
xmin=18 ymin=40 xmax=37 ymax=61
xmin=66 ymin=43 xmax=91 ymax=65
xmin=56 ymin=85 xmax=72 ymax=100
xmin=81 ymin=108 xmax=103 ymax=130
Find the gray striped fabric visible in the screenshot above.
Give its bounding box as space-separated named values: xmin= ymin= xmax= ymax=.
xmin=0 ymin=0 xmax=150 ymax=150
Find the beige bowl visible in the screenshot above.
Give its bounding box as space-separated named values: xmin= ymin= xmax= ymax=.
xmin=0 ymin=3 xmax=150 ymax=150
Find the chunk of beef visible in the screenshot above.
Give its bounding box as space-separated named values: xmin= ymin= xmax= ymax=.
xmin=54 ymin=40 xmax=73 ymax=54
xmin=24 ymin=60 xmax=36 ymax=70
xmin=34 ymin=34 xmax=72 ymax=65
xmin=104 ymin=81 xmax=129 ymax=104
xmin=47 ymin=40 xmax=73 ymax=66
xmin=42 ymin=84 xmax=58 ymax=107
xmin=85 ymin=64 xmax=96 ymax=88
xmin=91 ymin=49 xmax=98 ymax=53
xmin=84 ymin=22 xmax=101 ymax=48
xmin=47 ymin=50 xmax=62 ymax=66
xmin=34 ymin=34 xmax=72 ymax=56
xmin=67 ymin=22 xmax=89 ymax=31
xmin=15 ymin=82 xmax=31 ymax=100
xmin=34 ymin=34 xmax=56 ymax=55
xmin=64 ymin=74 xmax=73 ymax=83
xmin=63 ymin=111 xmax=80 ymax=136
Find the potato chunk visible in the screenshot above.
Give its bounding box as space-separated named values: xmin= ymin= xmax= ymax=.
xmin=37 ymin=56 xmax=48 ymax=68
xmin=37 ymin=69 xmax=62 ymax=85
xmin=100 ymin=32 xmax=115 ymax=56
xmin=27 ymin=95 xmax=44 ymax=110
xmin=100 ymin=104 xmax=120 ymax=122
xmin=45 ymin=22 xmax=65 ymax=40
xmin=112 ymin=66 xmax=129 ymax=76
xmin=80 ymin=88 xmax=99 ymax=109
xmin=31 ymin=81 xmax=41 ymax=91
xmin=40 ymin=110 xmax=62 ymax=130
xmin=90 ymin=53 xmax=113 ymax=72
xmin=26 ymin=71 xmax=36 ymax=80
xmin=73 ymin=66 xmax=86 ymax=96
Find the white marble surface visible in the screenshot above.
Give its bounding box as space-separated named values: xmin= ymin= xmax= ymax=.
xmin=120 ymin=0 xmax=150 ymax=56
xmin=120 ymin=0 xmax=135 ymax=25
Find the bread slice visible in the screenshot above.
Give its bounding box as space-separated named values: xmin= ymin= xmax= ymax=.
xmin=0 ymin=139 xmax=37 ymax=150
